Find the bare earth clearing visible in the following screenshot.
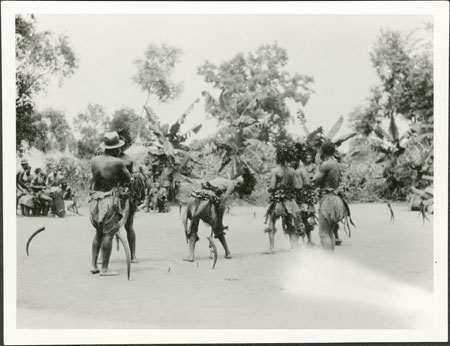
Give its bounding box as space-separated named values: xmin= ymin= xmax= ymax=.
xmin=17 ymin=203 xmax=433 ymax=329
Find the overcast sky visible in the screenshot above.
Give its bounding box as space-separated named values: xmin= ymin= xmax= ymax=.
xmin=33 ymin=14 xmax=431 ymax=141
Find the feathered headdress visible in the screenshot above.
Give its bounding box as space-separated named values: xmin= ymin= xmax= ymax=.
xmin=117 ymin=128 xmax=133 ymax=152
xmin=235 ymin=166 xmax=257 ymax=197
xmin=275 ymin=144 xmax=297 ymax=164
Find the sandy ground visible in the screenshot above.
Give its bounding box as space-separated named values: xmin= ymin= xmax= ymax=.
xmin=16 ymin=203 xmax=434 ymax=329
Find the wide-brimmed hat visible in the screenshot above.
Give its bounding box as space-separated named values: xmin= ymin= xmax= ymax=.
xmin=101 ymin=131 xmax=125 ymax=149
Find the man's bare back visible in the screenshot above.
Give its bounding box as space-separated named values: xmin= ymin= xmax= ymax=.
xmin=119 ymin=152 xmax=134 ymax=173
xmin=91 ymin=155 xmax=131 ymax=192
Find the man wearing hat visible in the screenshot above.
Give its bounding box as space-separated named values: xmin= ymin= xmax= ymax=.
xmin=89 ymin=131 xmax=131 ymax=276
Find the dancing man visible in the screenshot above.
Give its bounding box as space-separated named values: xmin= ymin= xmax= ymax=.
xmin=89 ymin=132 xmax=131 ymax=276
xmin=117 ymin=129 xmax=141 ymax=263
xmin=183 ymin=167 xmax=256 ymax=262
xmin=293 ymin=143 xmax=318 ymax=247
xmin=264 ymin=145 xmax=304 ymax=253
xmin=312 ymin=141 xmax=354 ymax=251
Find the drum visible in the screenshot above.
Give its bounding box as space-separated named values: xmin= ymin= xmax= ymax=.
xmin=50 ymin=191 xmax=65 ymax=218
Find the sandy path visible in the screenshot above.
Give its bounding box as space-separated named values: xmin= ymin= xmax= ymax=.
xmin=16 ymin=203 xmax=433 ymax=329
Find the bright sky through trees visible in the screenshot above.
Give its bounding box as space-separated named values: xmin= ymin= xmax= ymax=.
xmin=34 ymin=14 xmax=431 ymax=142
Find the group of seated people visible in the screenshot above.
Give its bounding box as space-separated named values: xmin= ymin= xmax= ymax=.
xmin=16 ymin=159 xmax=76 ymax=215
xmin=143 ymin=181 xmax=170 ymax=213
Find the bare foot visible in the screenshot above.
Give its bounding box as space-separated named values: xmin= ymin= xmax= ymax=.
xmin=182 ymin=256 xmax=194 ymax=262
xmin=262 ymin=249 xmax=275 ymax=254
xmin=307 ymin=241 xmax=315 ymax=248
xmin=224 ymin=254 xmax=232 ymax=259
xmin=90 ymin=268 xmax=100 ymax=274
xmin=131 ymin=259 xmax=139 ymax=264
xmin=100 ymin=270 xmax=120 ymax=276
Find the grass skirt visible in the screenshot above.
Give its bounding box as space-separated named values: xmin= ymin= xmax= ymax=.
xmin=318 ymin=190 xmax=355 ymax=237
xmin=319 ymin=193 xmax=347 ymax=225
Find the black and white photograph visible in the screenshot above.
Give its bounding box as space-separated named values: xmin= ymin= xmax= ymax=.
xmin=2 ymin=1 xmax=448 ymax=344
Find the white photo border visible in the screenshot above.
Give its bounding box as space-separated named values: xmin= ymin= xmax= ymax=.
xmin=2 ymin=1 xmax=448 ymax=344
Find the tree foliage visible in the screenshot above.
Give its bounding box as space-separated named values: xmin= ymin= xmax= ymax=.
xmin=16 ymin=14 xmax=78 ymax=150
xmin=297 ymin=110 xmax=356 ymax=159
xmin=191 ymin=92 xmax=275 ymax=178
xmin=347 ymin=25 xmax=433 ymax=200
xmin=109 ymin=107 xmax=140 ymax=140
xmin=198 ymin=43 xmax=314 ymax=144
xmin=73 ymin=104 xmax=110 ymax=159
xmin=133 ymin=43 xmax=184 ymax=103
xmin=33 ymin=108 xmax=75 ymax=152
xmin=143 ymin=98 xmax=203 ymax=179
xmin=349 ymin=25 xmax=433 ymax=134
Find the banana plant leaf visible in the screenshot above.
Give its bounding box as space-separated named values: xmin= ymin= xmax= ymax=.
xmin=243 ymin=147 xmax=265 ymax=172
xmin=333 ymin=132 xmax=356 ymax=147
xmin=169 ymin=98 xmax=200 ymax=138
xmin=326 ymin=115 xmax=344 ymax=140
xmin=162 ymin=141 xmax=175 ymax=157
xmin=181 ymin=124 xmax=203 ymax=140
xmin=233 ymin=115 xmax=255 ymax=126
xmin=218 ymin=155 xmax=232 ymax=173
xmin=375 ymin=125 xmax=393 ymax=143
xmin=219 ymin=89 xmax=233 ymax=115
xmin=148 ymin=122 xmax=164 ymax=138
xmin=242 ymin=122 xmax=262 ymax=138
xmin=388 ymin=113 xmax=400 ymax=142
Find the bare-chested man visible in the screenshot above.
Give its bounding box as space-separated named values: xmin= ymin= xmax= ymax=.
xmin=90 ymin=132 xmax=131 ymax=276
xmin=304 ymin=152 xmax=316 ymax=181
xmin=183 ymin=167 xmax=256 ymax=262
xmin=118 ymin=143 xmax=139 ymax=263
xmin=16 ymin=159 xmax=31 ymax=211
xmin=264 ymin=145 xmax=304 ymax=253
xmin=292 ymin=144 xmax=317 ymax=247
xmin=312 ymin=141 xmax=352 ymax=251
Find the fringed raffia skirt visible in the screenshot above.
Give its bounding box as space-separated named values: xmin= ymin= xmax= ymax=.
xmin=265 ymin=198 xmax=303 ymax=235
xmin=319 ymin=192 xmax=354 ymax=237
xmin=184 ymin=189 xmax=223 ymax=241
xmin=89 ymin=189 xmax=128 ymax=235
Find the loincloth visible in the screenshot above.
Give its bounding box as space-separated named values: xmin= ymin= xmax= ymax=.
xmin=318 ymin=188 xmax=355 ymax=237
xmin=89 ymin=189 xmax=127 ymax=235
